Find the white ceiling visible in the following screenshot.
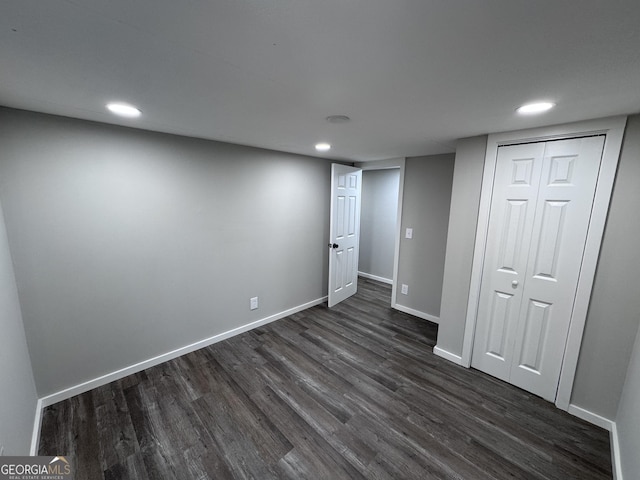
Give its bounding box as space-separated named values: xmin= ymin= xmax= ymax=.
xmin=2 ymin=0 xmax=639 ymax=161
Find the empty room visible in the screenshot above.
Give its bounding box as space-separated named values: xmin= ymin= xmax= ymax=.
xmin=1 ymin=1 xmax=639 ymax=479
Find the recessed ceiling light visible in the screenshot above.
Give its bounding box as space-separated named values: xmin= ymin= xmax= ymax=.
xmin=516 ymin=102 xmax=555 ymax=114
xmin=326 ymin=115 xmax=351 ymax=124
xmin=106 ymin=102 xmax=141 ymax=118
xmin=315 ymin=142 xmax=331 ymax=152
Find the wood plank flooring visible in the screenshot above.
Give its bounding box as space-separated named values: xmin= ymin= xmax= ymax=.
xmin=39 ymin=278 xmax=612 ymax=479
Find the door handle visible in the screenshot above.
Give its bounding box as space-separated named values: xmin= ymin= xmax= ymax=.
xmin=512 ymin=280 xmax=519 ymax=288
xmin=328 ymin=243 xmax=339 ymax=249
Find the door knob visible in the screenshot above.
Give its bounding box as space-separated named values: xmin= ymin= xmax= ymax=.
xmin=328 ymin=243 xmax=339 ymax=249
xmin=512 ymin=280 xmax=519 ymax=288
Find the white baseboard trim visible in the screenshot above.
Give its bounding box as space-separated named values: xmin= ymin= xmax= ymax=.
xmin=433 ymin=346 xmax=465 ymax=366
xmin=358 ymin=271 xmax=393 ymax=285
xmin=567 ymin=404 xmax=614 ymax=431
xmin=566 ymin=405 xmax=622 ymax=479
xmin=29 ymin=398 xmax=44 ymax=456
xmin=393 ymin=303 xmax=439 ymax=324
xmin=37 ymin=296 xmax=327 ymax=411
xmin=610 ymin=422 xmax=623 ymax=480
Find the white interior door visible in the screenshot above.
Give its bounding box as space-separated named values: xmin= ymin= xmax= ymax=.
xmin=328 ymin=164 xmax=362 ymax=307
xmin=471 ymin=143 xmax=546 ymax=382
xmin=472 ymin=136 xmax=605 ymax=401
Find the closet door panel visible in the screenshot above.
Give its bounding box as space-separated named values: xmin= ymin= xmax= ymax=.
xmin=510 ymin=136 xmax=605 ymax=400
xmin=471 ymin=143 xmax=545 ymax=380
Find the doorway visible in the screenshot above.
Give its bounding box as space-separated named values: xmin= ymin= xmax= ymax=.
xmin=359 ymin=169 xmax=401 ymax=285
xmin=460 ymin=117 xmax=627 ymax=409
xmin=471 ymin=136 xmax=605 ymax=401
xmin=356 ymin=158 xmax=406 ymax=308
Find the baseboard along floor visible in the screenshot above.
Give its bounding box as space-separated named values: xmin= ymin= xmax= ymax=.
xmin=38 ymin=278 xmax=612 ymax=479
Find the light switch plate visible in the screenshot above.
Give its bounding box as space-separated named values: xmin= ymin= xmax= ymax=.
xmin=405 ymin=228 xmax=413 ymax=239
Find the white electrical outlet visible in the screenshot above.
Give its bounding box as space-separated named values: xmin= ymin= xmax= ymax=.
xmin=405 ymin=228 xmax=413 ymax=239
xmin=250 ymin=297 xmax=259 ymax=310
xmin=401 ymin=284 xmax=409 ymax=295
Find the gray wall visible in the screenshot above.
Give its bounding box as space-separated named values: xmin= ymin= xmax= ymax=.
xmin=571 ymin=115 xmax=640 ymax=419
xmin=0 ymin=200 xmax=38 ymax=454
xmin=396 ymin=154 xmax=454 ymax=318
xmin=616 ymin=324 xmax=640 ymax=479
xmin=0 ymin=107 xmax=331 ymax=397
xmin=436 ymin=136 xmax=487 ymax=355
xmin=436 ymin=118 xmax=640 ymax=422
xmin=359 ymin=169 xmax=400 ymax=281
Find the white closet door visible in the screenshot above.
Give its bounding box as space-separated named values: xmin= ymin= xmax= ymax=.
xmin=472 ymin=136 xmax=605 ymax=401
xmin=471 ymin=143 xmax=546 ymax=381
xmin=510 ymin=136 xmax=605 ymax=400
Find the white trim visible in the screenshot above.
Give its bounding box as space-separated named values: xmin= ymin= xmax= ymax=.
xmin=358 ymin=271 xmax=393 ymax=285
xmin=555 ymin=119 xmax=627 ymax=410
xmin=610 ymin=422 xmax=623 ymax=480
xmin=567 ymin=403 xmax=622 ymax=479
xmin=358 ymin=158 xmax=405 ymax=171
xmin=357 ymin=158 xmax=406 ymax=309
xmin=460 ymin=116 xmax=628 ymax=407
xmin=567 ymin=404 xmax=614 ymax=431
xmin=394 ymin=303 xmax=439 ymax=324
xmin=37 ymin=296 xmax=327 ymax=408
xmin=29 ymin=398 xmax=44 ymax=456
xmin=433 ymin=346 xmax=464 ymax=365
xmin=391 ymin=162 xmax=406 ymax=309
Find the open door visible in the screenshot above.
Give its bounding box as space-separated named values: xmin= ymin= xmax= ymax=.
xmin=328 ymin=164 xmax=362 ymax=307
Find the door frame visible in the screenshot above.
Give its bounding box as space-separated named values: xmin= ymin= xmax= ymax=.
xmin=460 ymin=116 xmax=627 ymax=410
xmin=356 ymin=158 xmax=406 ymax=308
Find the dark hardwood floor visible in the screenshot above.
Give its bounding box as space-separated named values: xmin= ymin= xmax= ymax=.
xmin=39 ymin=278 xmax=612 ymax=479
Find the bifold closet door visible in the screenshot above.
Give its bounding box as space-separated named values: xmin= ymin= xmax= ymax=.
xmin=471 ymin=143 xmax=546 ymax=383
xmin=472 ymin=136 xmax=605 ymax=401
